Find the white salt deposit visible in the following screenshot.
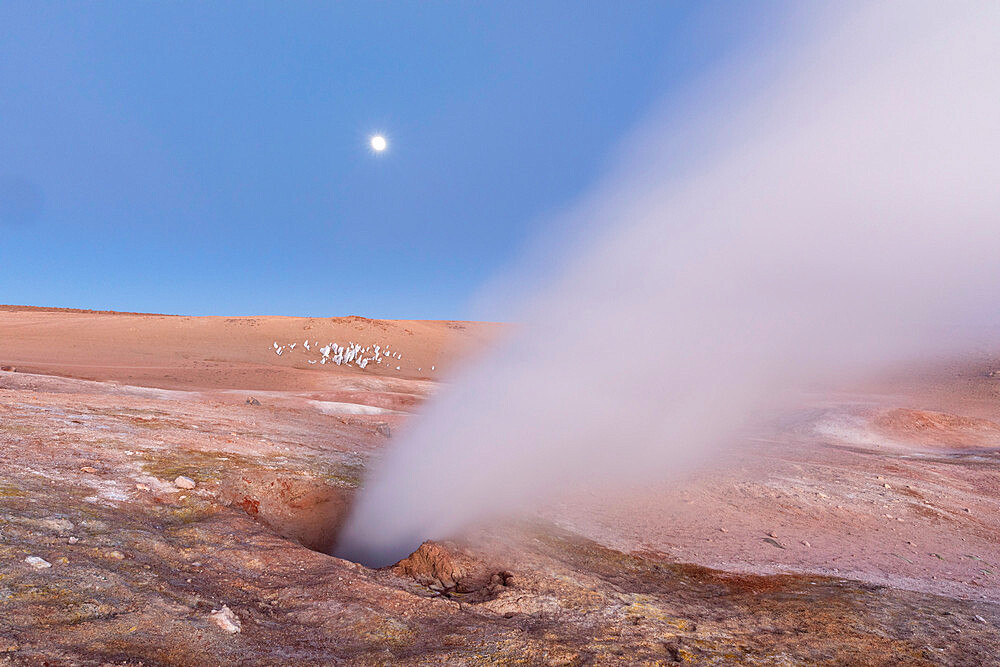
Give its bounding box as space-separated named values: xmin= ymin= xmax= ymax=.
xmin=310 ymin=400 xmax=400 ymax=415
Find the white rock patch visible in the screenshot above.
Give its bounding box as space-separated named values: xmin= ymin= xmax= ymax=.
xmin=210 ymin=605 xmax=242 ymax=634
xmin=174 ymin=476 xmax=197 ymax=490
xmin=25 ymin=556 xmax=52 ymax=570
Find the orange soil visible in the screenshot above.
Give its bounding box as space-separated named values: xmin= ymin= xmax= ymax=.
xmin=0 ymin=305 xmax=502 ymax=392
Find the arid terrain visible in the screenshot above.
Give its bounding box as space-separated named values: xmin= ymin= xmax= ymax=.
xmin=1 ymin=306 xmax=998 ymax=665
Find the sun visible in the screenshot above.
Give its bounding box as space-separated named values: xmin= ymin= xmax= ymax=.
xmin=370 ymin=134 xmax=388 ymax=153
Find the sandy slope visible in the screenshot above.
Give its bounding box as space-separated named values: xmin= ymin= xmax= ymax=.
xmin=0 ymin=305 xmax=501 ymax=391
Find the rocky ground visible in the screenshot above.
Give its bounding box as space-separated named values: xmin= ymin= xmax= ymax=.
xmin=1 ymin=308 xmax=999 ymax=665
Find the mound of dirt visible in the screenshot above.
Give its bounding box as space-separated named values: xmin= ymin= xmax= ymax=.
xmin=392 ymin=541 xmax=513 ymax=602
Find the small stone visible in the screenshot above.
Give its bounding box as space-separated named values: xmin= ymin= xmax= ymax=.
xmin=801 ymin=540 xmax=811 ymax=547
xmin=68 ymin=536 xmax=80 ymax=544
xmin=174 ymin=476 xmax=196 ymax=490
xmin=80 ymin=466 xmax=98 ymax=474
xmin=24 ymin=556 xmax=52 ymax=570
xmin=883 ymin=483 xmax=892 ymax=489
xmin=107 ymin=550 xmax=125 ymax=560
xmin=210 ymin=605 xmax=241 ymax=634
xmin=974 ymin=614 xmax=988 ymax=624
xmin=719 ymin=527 xmax=728 ymax=533
xmin=245 ymin=396 xmax=261 ymax=406
xmin=963 ymin=508 xmax=971 ymax=513
xmin=135 ymin=483 xmax=151 ymax=491
xmin=768 ymin=531 xmax=778 ymax=538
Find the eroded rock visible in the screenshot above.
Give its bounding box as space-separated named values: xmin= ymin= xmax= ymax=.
xmin=210 ymin=605 xmax=241 ymax=634
xmin=392 ymin=541 xmax=513 ymax=602
xmin=174 ymin=476 xmax=197 ymax=490
xmin=24 ymin=556 xmax=52 ymax=570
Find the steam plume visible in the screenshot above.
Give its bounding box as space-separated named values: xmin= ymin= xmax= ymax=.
xmin=337 ymin=2 xmax=1000 ymax=567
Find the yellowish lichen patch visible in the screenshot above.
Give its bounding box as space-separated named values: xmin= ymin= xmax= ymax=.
xmin=0 ymin=484 xmax=27 ymax=498
xmin=354 ymin=617 xmax=414 ymax=648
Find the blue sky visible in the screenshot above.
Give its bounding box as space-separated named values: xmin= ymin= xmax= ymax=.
xmin=0 ymin=2 xmax=785 ymax=318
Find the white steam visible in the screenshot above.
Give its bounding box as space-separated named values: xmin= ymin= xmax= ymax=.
xmin=337 ymin=2 xmax=1000 ymax=566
